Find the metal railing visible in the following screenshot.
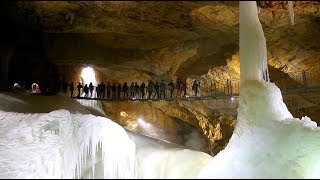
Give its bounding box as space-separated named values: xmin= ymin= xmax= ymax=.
xmin=63 ymin=70 xmax=320 ymax=102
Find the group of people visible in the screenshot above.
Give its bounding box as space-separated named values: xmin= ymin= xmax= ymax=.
xmin=66 ymin=79 xmax=201 ymax=100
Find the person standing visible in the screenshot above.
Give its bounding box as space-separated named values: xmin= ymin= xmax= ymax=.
xmin=130 ymin=82 xmax=135 ymax=99
xmin=176 ymin=79 xmax=183 ymax=97
xmin=76 ymin=82 xmax=83 ymax=98
xmin=160 ymin=80 xmax=166 ymax=99
xmin=192 ymin=80 xmax=200 ymax=97
xmin=83 ymin=84 xmax=89 ymax=98
xmin=89 ymin=82 xmax=94 ymax=98
xmin=69 ymin=82 xmax=74 ymax=97
xmin=111 ymin=83 xmax=116 ymax=100
xmin=134 ymin=82 xmax=140 ymax=99
xmin=106 ymin=82 xmax=111 ymax=100
xmin=117 ymin=83 xmax=122 ymax=100
xmin=183 ymin=80 xmax=187 ymax=97
xmin=140 ymin=82 xmax=146 ymax=99
xmin=168 ymin=80 xmax=174 ymax=98
xmin=147 ymin=81 xmax=154 ymax=99
xmin=101 ymin=82 xmax=106 ymax=99
xmin=123 ymin=82 xmax=128 ymax=99
xmin=96 ymin=84 xmax=100 ymax=99
xmin=153 ymin=81 xmax=160 ymax=99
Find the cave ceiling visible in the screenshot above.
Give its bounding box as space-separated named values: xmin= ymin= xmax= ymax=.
xmin=1 ymin=1 xmax=319 ymax=81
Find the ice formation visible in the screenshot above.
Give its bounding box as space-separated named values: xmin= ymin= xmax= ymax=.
xmin=0 ymin=109 xmax=135 ymax=179
xmin=129 ymin=133 xmax=212 ymax=179
xmin=198 ymin=1 xmax=320 ymax=178
xmin=288 ymin=1 xmax=295 ymax=27
xmin=76 ymin=99 xmax=106 ymax=117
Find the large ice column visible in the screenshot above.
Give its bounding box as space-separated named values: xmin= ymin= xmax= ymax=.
xmin=237 ymin=0 xmax=293 ymax=132
xmin=198 ymin=1 xmax=320 ymax=178
xmin=239 ymin=1 xmax=269 ymax=84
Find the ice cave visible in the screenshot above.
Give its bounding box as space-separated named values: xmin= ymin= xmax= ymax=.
xmin=0 ymin=1 xmax=320 ymax=179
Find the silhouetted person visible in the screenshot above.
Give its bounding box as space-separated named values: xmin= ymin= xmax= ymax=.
xmin=70 ymin=82 xmax=74 ymax=97
xmin=192 ymin=80 xmax=200 ymax=97
xmin=62 ymin=81 xmax=68 ymax=93
xmin=77 ymin=82 xmax=83 ymax=97
xmin=160 ymin=80 xmax=166 ymax=99
xmin=111 ymin=83 xmax=116 ymax=100
xmin=153 ymin=81 xmax=160 ymax=99
xmin=183 ymin=80 xmax=187 ymax=97
xmin=140 ymin=82 xmax=146 ymax=99
xmin=117 ymin=83 xmax=122 ymax=100
xmin=130 ymin=82 xmax=135 ymax=99
xmin=84 ymin=84 xmax=89 ymax=98
xmin=147 ymin=81 xmax=154 ymax=99
xmin=176 ymin=79 xmax=183 ymax=97
xmin=134 ymin=82 xmax=140 ymax=99
xmin=123 ymin=82 xmax=128 ymax=99
xmin=101 ymin=82 xmax=106 ymax=99
xmin=96 ymin=84 xmax=100 ymax=99
xmin=106 ymin=82 xmax=111 ymax=100
xmin=89 ymin=82 xmax=94 ymax=97
xmin=168 ymin=80 xmax=174 ymax=98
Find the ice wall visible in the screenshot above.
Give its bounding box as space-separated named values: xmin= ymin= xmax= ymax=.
xmin=0 ymin=109 xmax=135 ymax=179
xmin=128 ymin=133 xmax=212 ymax=179
xmin=198 ymin=1 xmax=320 ymax=178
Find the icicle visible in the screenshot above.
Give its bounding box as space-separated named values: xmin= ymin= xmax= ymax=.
xmin=240 ymin=1 xmax=269 ymax=84
xmin=288 ymin=1 xmax=295 ymax=27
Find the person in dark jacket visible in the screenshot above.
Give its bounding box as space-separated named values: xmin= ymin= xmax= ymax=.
xmin=106 ymin=82 xmax=111 ymax=100
xmin=70 ymin=82 xmax=74 ymax=97
xmin=192 ymin=80 xmax=200 ymax=97
xmin=140 ymin=82 xmax=146 ymax=99
xmin=159 ymin=80 xmax=166 ymax=99
xmin=134 ymin=82 xmax=140 ymax=99
xmin=153 ymin=81 xmax=160 ymax=99
xmin=117 ymin=83 xmax=122 ymax=100
xmin=101 ymin=82 xmax=106 ymax=99
xmin=96 ymin=84 xmax=100 ymax=99
xmin=176 ymin=79 xmax=183 ymax=97
xmin=77 ymin=82 xmax=83 ymax=97
xmin=147 ymin=81 xmax=154 ymax=99
xmin=111 ymin=83 xmax=116 ymax=100
xmin=123 ymin=82 xmax=128 ymax=99
xmin=89 ymin=82 xmax=94 ymax=98
xmin=183 ymin=80 xmax=187 ymax=97
xmin=83 ymin=84 xmax=89 ymax=98
xmin=168 ymin=80 xmax=174 ymax=98
xmin=130 ymin=82 xmax=135 ymax=99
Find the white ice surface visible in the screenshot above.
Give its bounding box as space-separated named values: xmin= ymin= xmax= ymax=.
xmin=198 ymin=1 xmax=320 ymax=178
xmin=0 ymin=109 xmax=135 ymax=179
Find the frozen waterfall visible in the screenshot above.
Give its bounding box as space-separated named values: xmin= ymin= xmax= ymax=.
xmin=0 ymin=109 xmax=135 ymax=179
xmin=198 ymin=1 xmax=320 ymax=178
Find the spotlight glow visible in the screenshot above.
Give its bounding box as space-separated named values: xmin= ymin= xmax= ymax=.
xmin=81 ymin=67 xmax=97 ymax=87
